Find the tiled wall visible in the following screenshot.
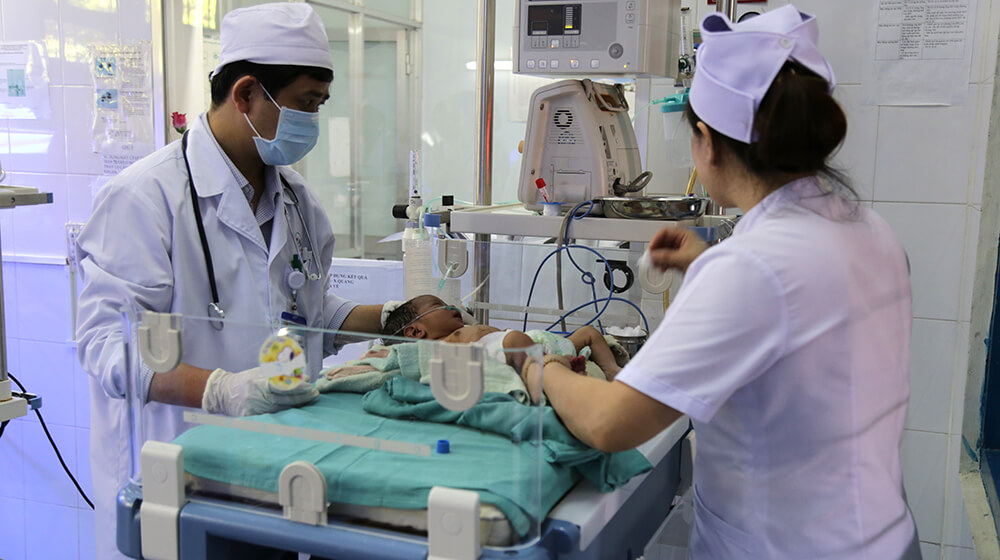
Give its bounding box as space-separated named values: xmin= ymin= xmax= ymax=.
xmin=0 ymin=0 xmax=996 ymax=559
xmin=0 ymin=1 xmax=155 ymax=559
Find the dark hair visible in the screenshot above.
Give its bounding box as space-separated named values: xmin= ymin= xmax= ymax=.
xmin=209 ymin=61 xmax=333 ymax=108
xmin=685 ymin=60 xmax=856 ymax=200
xmin=381 ymin=300 xmax=420 ymax=337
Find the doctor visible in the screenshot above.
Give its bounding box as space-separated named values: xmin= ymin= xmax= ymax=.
xmin=75 ymin=4 xmax=384 ymax=558
xmin=522 ymin=6 xmax=919 ymax=559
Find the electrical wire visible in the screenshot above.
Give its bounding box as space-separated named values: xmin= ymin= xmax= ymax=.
xmin=546 ymin=296 xmax=650 ymax=335
xmin=555 ymin=202 xmax=601 ymax=332
xmin=7 ymin=373 xmax=94 ymax=510
xmin=523 ymin=243 xmax=614 ymax=333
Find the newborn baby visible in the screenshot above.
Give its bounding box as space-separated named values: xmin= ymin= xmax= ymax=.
xmin=382 ymin=295 xmax=623 ymax=379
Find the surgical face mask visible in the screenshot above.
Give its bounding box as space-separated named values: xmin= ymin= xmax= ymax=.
xmin=245 ymin=85 xmax=320 ymax=166
xmin=392 ymin=305 xmax=460 ymax=336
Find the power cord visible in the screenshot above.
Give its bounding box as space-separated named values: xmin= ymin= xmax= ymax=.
xmin=7 ymin=373 xmax=94 ymax=510
xmin=523 ymin=243 xmax=614 ymax=332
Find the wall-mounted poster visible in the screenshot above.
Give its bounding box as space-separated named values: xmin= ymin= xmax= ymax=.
xmin=0 ymin=41 xmax=51 ymax=119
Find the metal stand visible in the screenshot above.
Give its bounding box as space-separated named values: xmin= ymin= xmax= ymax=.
xmin=0 ymin=185 xmax=53 ymax=422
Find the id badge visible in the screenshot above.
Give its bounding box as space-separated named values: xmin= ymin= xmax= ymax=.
xmin=281 ymin=311 xmax=307 ymax=326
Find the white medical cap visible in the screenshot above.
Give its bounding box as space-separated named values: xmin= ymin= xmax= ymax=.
xmin=211 ymin=2 xmax=334 ymax=78
xmin=689 ymin=4 xmax=835 ymax=144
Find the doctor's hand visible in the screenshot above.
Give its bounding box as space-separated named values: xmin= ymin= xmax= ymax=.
xmin=647 ymin=227 xmax=709 ymax=274
xmin=201 ymin=367 xmax=319 ymax=417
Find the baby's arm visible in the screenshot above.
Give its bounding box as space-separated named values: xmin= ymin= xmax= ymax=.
xmin=502 ymin=331 xmax=536 ymax=374
xmin=567 ymin=326 xmax=621 ymax=380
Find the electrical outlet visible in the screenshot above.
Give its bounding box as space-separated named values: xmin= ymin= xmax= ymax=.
xmin=65 ymin=222 xmax=84 ymax=270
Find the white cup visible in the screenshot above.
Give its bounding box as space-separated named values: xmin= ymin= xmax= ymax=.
xmin=541 ymin=201 xmax=565 ymax=216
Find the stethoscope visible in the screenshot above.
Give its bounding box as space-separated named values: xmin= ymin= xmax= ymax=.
xmin=181 ymin=131 xmax=321 ymax=330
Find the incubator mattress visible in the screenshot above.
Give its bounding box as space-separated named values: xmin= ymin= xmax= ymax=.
xmin=173 ymin=392 xmax=578 ymax=544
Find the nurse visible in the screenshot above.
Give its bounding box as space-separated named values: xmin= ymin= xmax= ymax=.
xmin=75 ymin=4 xmax=385 ymax=558
xmin=521 ymin=6 xmax=919 ymax=559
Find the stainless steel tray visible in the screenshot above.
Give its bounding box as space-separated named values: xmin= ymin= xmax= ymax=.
xmin=594 ymin=196 xmax=706 ymax=220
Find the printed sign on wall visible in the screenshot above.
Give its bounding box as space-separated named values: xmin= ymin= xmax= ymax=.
xmin=0 ymin=41 xmax=51 ymax=119
xmin=90 ymin=41 xmax=156 ymax=175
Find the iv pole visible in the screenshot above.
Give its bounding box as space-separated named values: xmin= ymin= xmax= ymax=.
xmin=473 ymin=0 xmax=496 ymax=324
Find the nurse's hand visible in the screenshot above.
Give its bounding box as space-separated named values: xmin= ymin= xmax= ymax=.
xmin=201 ymin=367 xmax=319 ymax=417
xmin=648 ymin=227 xmax=709 ymax=274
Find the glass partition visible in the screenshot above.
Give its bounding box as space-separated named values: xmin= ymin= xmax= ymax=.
xmin=124 ymin=308 xmax=554 ymax=553
xmin=163 ymin=0 xmax=421 ymax=260
xmin=398 ymin=232 xmax=670 ymax=339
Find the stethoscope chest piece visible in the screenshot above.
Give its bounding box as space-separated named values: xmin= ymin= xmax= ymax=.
xmin=208 ymin=302 xmax=225 ymax=330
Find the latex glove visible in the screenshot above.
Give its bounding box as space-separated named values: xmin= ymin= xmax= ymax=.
xmin=202 ymin=367 xmax=319 ymax=417
xmin=380 ymin=300 xmax=406 ymax=330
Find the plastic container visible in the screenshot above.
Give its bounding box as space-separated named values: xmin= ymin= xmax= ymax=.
xmin=540 ymin=201 xmax=565 ymax=216
xmin=403 ymin=223 xmax=436 ymax=300
xmin=660 ymin=92 xmax=693 ymax=168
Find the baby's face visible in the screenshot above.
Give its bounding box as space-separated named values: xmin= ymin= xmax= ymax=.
xmin=413 ymin=297 xmax=465 ymax=339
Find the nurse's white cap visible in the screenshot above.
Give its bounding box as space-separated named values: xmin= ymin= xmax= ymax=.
xmin=689 ymin=4 xmax=835 ymax=144
xmin=211 ymin=2 xmax=334 ymax=79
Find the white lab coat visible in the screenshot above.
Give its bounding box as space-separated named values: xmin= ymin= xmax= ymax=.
xmin=75 ymin=113 xmax=358 ymax=560
xmin=617 ymin=177 xmax=918 ymax=559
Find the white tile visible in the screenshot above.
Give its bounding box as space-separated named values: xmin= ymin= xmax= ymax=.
xmin=119 ymin=0 xmax=152 ymax=42
xmin=74 ymin=358 xmax=90 ymax=429
xmin=873 ymin=203 xmax=966 ymax=321
xmin=61 ymin=0 xmax=120 ymax=86
xmin=969 ymin=84 xmax=992 ymax=207
xmin=958 ymin=207 xmax=981 ymax=323
xmin=0 ymin=196 xmax=16 ymax=256
xmin=6 ymin=172 xmax=70 ymax=258
xmin=2 ymin=0 xmax=63 ymax=85
xmin=873 ymin=97 xmax=977 ymax=204
xmin=793 ymin=0 xmax=870 ymax=85
xmin=921 ymin=542 xmax=942 ymax=560
xmin=830 ymin=85 xmax=877 ymax=201
xmin=64 ymin=86 xmax=102 ymax=174
xmin=905 ymin=319 xmax=957 ymax=434
xmin=3 ymin=261 xmax=19 ymax=340
xmin=943 ymin=435 xmax=975 ymax=549
xmin=14 ymin=262 xmax=73 ymax=343
xmin=970 ymin=0 xmax=1000 ymax=84
xmin=0 ymin=419 xmax=25 ymax=499
xmin=75 ymin=426 xmax=93 ymax=509
xmin=78 ymin=507 xmax=96 ymax=560
xmin=901 ymin=429 xmax=948 ymax=544
xmin=8 ymin=86 xmax=67 ymax=174
xmin=67 ymin=174 xmax=97 ymax=224
xmin=24 ymin=501 xmax=78 ymax=560
xmin=21 ymin=421 xmax=78 ymax=507
xmin=951 ymin=322 xmax=971 ymax=435
xmin=18 ymin=340 xmax=77 ymax=427
xmin=6 ymin=339 xmax=21 ymax=385
xmin=0 ymin=118 xmax=10 ymax=155
xmin=0 ymin=496 xmax=27 ymax=560
xmin=943 ymin=546 xmax=978 ymax=560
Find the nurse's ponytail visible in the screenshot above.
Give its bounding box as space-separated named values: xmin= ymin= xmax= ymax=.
xmin=685 ymin=61 xmax=855 ymax=200
xmin=752 ymin=62 xmax=847 ymax=177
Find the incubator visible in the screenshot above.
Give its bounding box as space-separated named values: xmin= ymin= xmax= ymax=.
xmin=117 ymin=304 xmax=688 ymax=559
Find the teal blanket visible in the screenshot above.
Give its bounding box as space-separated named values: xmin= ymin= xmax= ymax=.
xmin=174 ymin=392 xmax=573 ymax=536
xmin=362 ymin=376 xmax=652 ymax=492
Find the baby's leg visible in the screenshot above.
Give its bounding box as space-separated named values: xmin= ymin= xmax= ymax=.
xmin=567 ymin=326 xmax=621 ymax=380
